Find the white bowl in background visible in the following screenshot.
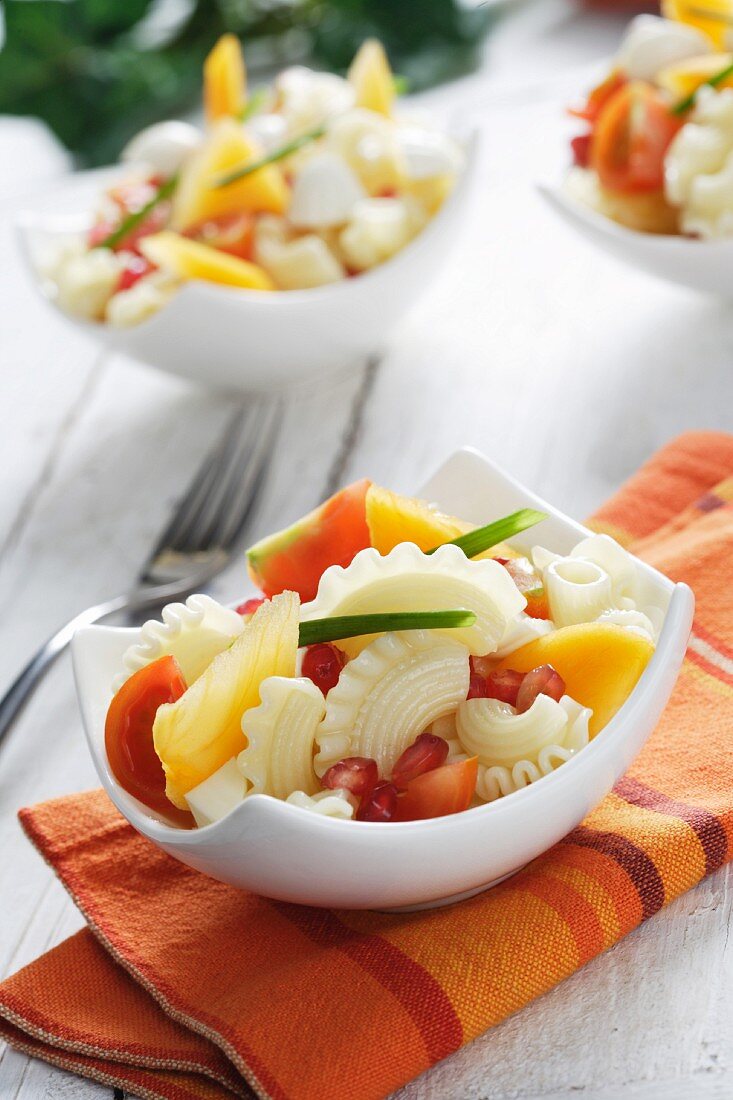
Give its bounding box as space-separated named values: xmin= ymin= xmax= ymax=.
xmin=72 ymin=447 xmax=694 ymax=910
xmin=16 ymin=135 xmax=478 ymax=393
xmin=538 ymin=179 xmax=733 ymax=296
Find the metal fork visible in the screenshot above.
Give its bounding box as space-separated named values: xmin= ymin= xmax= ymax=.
xmin=0 ymin=397 xmax=281 ymax=746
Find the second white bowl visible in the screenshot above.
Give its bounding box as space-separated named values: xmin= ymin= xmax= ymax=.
xmin=17 ymin=135 xmax=478 ymax=392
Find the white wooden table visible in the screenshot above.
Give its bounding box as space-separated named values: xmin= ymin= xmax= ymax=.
xmin=1 ymin=4 xmax=732 ymax=1098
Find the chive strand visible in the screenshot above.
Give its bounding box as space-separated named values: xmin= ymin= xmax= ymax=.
xmin=298 ymin=610 xmax=476 ymax=647
xmin=212 ymin=124 xmax=326 ymax=189
xmin=425 ymin=508 xmax=547 ymax=559
xmin=94 ymin=174 xmax=178 ymax=251
xmin=671 ymin=60 xmax=733 ymax=116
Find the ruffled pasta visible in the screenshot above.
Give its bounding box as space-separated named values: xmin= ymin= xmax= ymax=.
xmin=302 ymin=542 xmax=526 ymax=657
xmin=315 ymin=629 xmax=470 ymax=777
xmin=286 ymin=788 xmax=358 ymax=819
xmin=113 ymin=593 xmax=245 ymax=691
xmin=456 ymin=694 xmax=592 ymax=802
xmin=239 ymin=676 xmax=325 ymax=800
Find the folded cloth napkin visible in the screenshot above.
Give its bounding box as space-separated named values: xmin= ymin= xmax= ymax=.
xmin=2 ymin=431 xmax=733 ymax=1100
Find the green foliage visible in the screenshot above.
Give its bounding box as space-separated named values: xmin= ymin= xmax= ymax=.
xmin=0 ymin=0 xmax=495 ymax=166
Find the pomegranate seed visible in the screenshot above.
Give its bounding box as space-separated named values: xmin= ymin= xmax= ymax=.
xmin=516 ymin=664 xmax=566 ymax=714
xmin=357 ymin=780 xmax=398 ymax=822
xmin=571 ymin=132 xmax=592 ymax=168
xmin=236 ymin=596 xmax=265 ymax=616
xmin=492 ymin=557 xmax=509 ymax=566
xmin=322 ymin=757 xmax=378 ymax=796
xmin=468 ymin=671 xmax=492 ymax=699
xmin=470 ymin=654 xmax=494 ymax=679
xmin=485 ymin=669 xmax=525 ymax=707
xmin=392 ymin=733 xmax=449 ymax=788
xmin=116 ymin=256 xmax=154 ymax=293
xmin=301 ymin=643 xmax=346 ymax=695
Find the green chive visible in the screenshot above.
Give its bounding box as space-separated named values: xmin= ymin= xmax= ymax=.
xmin=93 ymin=174 xmax=178 ymax=251
xmin=239 ymin=87 xmax=269 ymax=122
xmin=671 ymin=60 xmax=733 ymax=116
xmin=426 ymin=508 xmax=547 ymax=558
xmin=393 ymin=74 xmax=410 ymax=95
xmin=298 ymin=609 xmax=476 ymax=647
xmin=212 ymin=124 xmax=327 ymax=189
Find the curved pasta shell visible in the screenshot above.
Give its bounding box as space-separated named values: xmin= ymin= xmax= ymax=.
xmin=239 ymin=676 xmax=325 ymax=800
xmin=302 ymin=543 xmax=526 ymax=657
xmin=456 ymin=695 xmax=591 ymax=803
xmin=113 ymin=593 xmax=245 ymax=691
xmin=457 ymin=694 xmax=569 ymax=767
xmin=315 ymin=629 xmax=470 ymax=777
xmin=285 ymin=788 xmax=357 ymax=819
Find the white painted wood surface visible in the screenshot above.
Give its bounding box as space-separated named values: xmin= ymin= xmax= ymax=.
xmin=1 ymin=3 xmax=731 ymax=1098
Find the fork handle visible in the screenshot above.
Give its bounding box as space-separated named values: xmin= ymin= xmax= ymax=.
xmin=0 ymin=578 xmax=207 ymax=749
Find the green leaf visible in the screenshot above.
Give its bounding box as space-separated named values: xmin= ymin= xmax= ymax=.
xmin=298 ymin=609 xmax=476 ymax=646
xmin=426 ymin=509 xmax=547 ymax=558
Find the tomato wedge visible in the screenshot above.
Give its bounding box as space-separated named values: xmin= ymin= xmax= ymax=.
xmin=569 ymin=69 xmax=626 ymax=124
xmin=395 ymin=757 xmax=478 ymax=821
xmin=105 ymin=656 xmax=191 ymax=822
xmin=591 ymin=82 xmax=682 ymax=194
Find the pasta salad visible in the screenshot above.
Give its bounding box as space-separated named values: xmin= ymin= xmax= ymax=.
xmin=566 ymin=5 xmax=733 ymax=237
xmin=105 ymin=480 xmax=662 ymax=828
xmin=40 ymin=36 xmax=463 ymax=327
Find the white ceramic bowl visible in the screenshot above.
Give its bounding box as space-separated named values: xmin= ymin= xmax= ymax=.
xmin=72 ymin=447 xmax=694 ymax=910
xmin=17 ymin=136 xmax=477 ymax=393
xmin=538 ymin=178 xmax=733 ymax=296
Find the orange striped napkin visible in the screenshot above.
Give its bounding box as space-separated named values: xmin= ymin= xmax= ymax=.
xmin=2 ymin=431 xmax=733 ymax=1100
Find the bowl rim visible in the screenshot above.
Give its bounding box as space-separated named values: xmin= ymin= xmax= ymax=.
xmin=72 ymin=445 xmax=695 ymax=846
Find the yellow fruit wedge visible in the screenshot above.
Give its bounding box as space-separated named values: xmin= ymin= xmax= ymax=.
xmin=662 ymin=0 xmax=731 ymax=49
xmin=365 ymin=484 xmax=518 ymax=560
xmin=495 ymin=622 xmax=654 ymax=737
xmin=153 ymin=592 xmax=299 ymax=807
xmin=140 ymin=232 xmax=275 ymax=291
xmin=656 ymin=52 xmax=733 ymax=100
xmin=347 ymin=39 xmax=395 ymax=117
xmin=204 ymin=34 xmax=247 ymax=123
xmin=170 ymin=119 xmax=289 ymax=230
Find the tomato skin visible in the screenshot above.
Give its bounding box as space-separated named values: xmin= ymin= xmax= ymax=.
xmin=105 ymin=656 xmax=191 ymax=822
xmin=395 ymin=757 xmax=478 ymax=821
xmin=247 ymin=479 xmax=372 ymax=602
xmin=591 ymin=82 xmax=682 ymax=194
